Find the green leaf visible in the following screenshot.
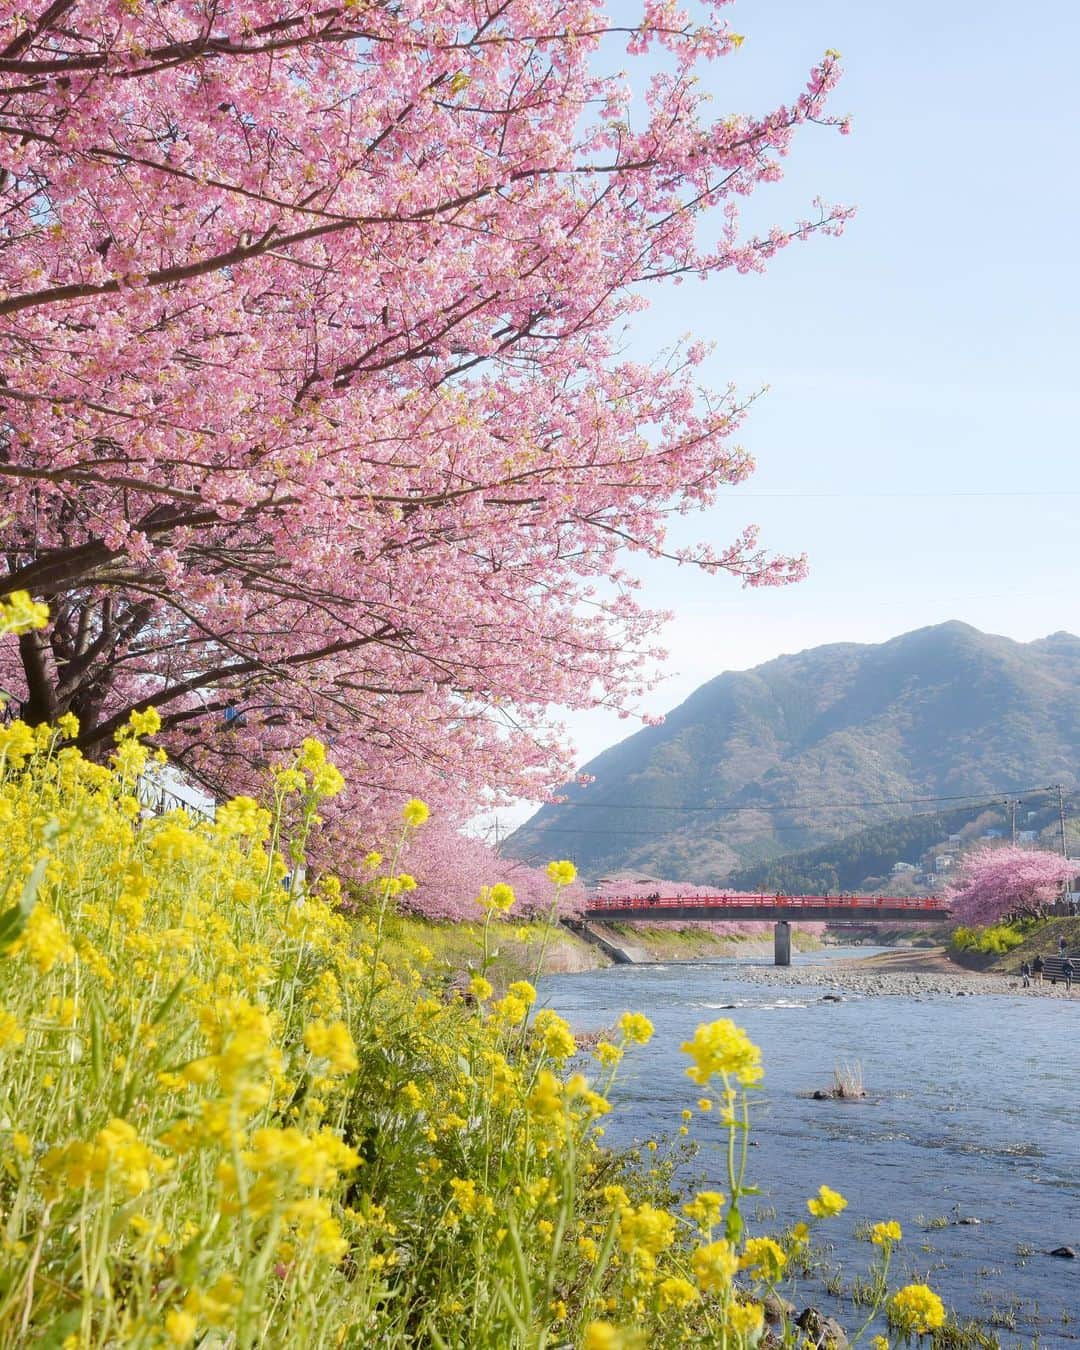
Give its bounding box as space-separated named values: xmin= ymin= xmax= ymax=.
xmin=35 ymin=1308 xmax=82 ymax=1350
xmin=150 ymin=974 xmax=187 ymax=1025
xmin=89 ymin=994 xmax=105 ymax=1086
xmin=725 ymin=1202 xmax=744 ymax=1244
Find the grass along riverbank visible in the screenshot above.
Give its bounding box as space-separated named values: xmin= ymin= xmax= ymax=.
xmin=385 ymin=915 xmax=827 ymax=986
xmin=949 ymin=915 xmax=1080 ymax=975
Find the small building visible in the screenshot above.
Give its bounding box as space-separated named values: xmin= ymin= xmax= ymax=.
xmin=891 ymin=861 xmax=917 ymax=874
xmin=934 ymin=855 xmax=954 ymax=870
xmin=1018 ymin=830 xmax=1038 ymax=843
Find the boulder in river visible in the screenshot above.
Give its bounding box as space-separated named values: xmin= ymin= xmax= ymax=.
xmin=763 ymin=1292 xmax=796 ymax=1324
xmin=1050 ymin=1245 xmax=1077 ymax=1259
xmin=795 ymin=1307 xmax=849 ymax=1349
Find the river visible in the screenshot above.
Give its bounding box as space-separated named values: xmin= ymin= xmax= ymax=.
xmin=540 ymin=947 xmax=1080 ymax=1346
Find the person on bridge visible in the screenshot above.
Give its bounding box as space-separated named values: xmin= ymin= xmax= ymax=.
xmin=1032 ymin=955 xmax=1045 ymax=984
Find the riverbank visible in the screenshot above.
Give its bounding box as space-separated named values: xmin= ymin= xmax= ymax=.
xmin=387 ymin=914 xmax=825 ymax=984
xmin=950 ymin=914 xmax=1080 ymax=974
xmin=727 ymin=945 xmax=1077 ymax=998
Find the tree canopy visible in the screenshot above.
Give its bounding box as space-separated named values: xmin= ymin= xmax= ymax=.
xmin=947 ymin=846 xmax=1074 ymax=926
xmin=0 ymin=1 xmax=847 ymax=852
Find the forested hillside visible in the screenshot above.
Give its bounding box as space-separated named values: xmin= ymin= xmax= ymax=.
xmin=506 ymin=624 xmax=1079 ymax=882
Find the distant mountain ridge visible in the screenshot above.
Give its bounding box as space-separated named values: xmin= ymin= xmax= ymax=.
xmin=504 ymin=623 xmax=1080 ymax=882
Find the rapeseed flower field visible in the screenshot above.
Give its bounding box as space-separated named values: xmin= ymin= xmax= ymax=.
xmin=0 ymin=598 xmax=947 ymax=1346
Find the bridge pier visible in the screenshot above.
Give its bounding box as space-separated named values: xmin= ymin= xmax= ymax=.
xmin=773 ymin=921 xmax=791 ymax=967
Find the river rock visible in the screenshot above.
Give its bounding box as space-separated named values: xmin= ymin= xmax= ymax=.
xmin=1050 ymin=1245 xmax=1077 ymax=1258
xmin=821 ymin=993 xmax=843 ymax=1002
xmin=795 ymin=1307 xmax=849 ymax=1349
xmin=763 ymin=1291 xmax=796 ymax=1323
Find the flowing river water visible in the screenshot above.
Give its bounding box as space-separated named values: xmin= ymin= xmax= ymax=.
xmin=540 ymin=947 xmax=1080 ymax=1346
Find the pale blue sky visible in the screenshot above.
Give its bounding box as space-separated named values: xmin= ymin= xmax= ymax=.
xmin=499 ymin=0 xmax=1080 ymax=831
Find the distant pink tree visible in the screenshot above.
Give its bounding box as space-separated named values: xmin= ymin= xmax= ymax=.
xmin=395 ymin=822 xmax=584 ymax=923
xmin=948 ymin=846 xmax=1074 ymax=926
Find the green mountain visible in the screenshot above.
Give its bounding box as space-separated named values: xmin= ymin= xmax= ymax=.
xmin=727 ymin=799 xmax=1074 ymax=896
xmin=504 ymin=623 xmax=1080 ymax=883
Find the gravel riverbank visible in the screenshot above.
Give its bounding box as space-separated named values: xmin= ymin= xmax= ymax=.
xmin=727 ymin=949 xmax=1077 ymax=999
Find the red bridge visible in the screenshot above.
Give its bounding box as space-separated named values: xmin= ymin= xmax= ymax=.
xmin=584 ymin=892 xmax=949 ymax=922
xmin=577 ymin=893 xmax=951 ymax=965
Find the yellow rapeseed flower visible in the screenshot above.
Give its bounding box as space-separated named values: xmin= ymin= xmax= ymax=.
xmin=533 ymin=1009 xmax=576 ymax=1060
xmin=807 ymin=1184 xmax=848 ymax=1219
xmin=303 ymin=1019 xmax=359 ymax=1075
xmin=468 ymin=975 xmax=493 ymax=1003
xmin=583 ymin=1323 xmax=632 ymax=1350
xmin=476 ymin=881 xmax=515 ymax=911
xmin=545 ymin=859 xmax=577 ymax=886
xmin=691 ymin=1238 xmax=739 ymax=1292
xmin=888 ymin=1283 xmax=946 ymax=1334
xmin=617 ymin=1202 xmax=676 ymax=1268
xmin=681 ymin=1019 xmax=762 ymax=1087
xmin=727 ymin=1301 xmax=765 ymax=1338
xmin=42 ymin=1118 xmax=170 ymax=1199
xmin=871 ymin=1219 xmax=902 ymax=1246
xmin=127 ymin=706 xmax=162 ymax=738
xmin=740 ymin=1236 xmax=787 ymax=1280
xmin=682 ymin=1190 xmax=726 ymax=1229
xmin=10 ymin=905 xmax=75 ymax=974
xmin=658 ymin=1276 xmax=699 ymax=1309
xmin=402 ymin=798 xmax=430 ymax=827
xmin=0 ymin=590 xmax=49 ymax=634
xmin=56 ymin=711 xmax=79 ymax=739
xmin=0 ymin=1007 xmax=26 ymax=1049
xmin=164 ymin=1309 xmax=197 ymax=1345
xmin=618 ymin=1011 xmax=653 ymax=1045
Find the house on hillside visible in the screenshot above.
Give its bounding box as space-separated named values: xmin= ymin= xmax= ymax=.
xmin=934 ymin=855 xmax=954 ymax=871
xmin=891 ymin=861 xmax=917 ymax=874
xmin=1018 ymin=830 xmax=1038 ymax=843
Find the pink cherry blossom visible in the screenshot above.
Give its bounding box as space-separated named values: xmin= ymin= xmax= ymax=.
xmin=947 ymin=846 xmax=1074 ymax=926
xmin=0 ymin=2 xmax=849 ymax=870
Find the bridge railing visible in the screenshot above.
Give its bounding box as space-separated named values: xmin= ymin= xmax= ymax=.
xmin=585 ymin=893 xmax=950 ymax=913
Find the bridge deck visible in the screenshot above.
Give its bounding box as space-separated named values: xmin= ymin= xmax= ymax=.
xmin=582 ymin=894 xmax=950 ymax=924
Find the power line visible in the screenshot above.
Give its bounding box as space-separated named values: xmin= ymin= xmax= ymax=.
xmin=529 ymin=785 xmax=1065 ymax=815
xmin=512 ymin=787 xmax=1071 ymax=839
xmin=729 ymin=490 xmax=1080 ymax=499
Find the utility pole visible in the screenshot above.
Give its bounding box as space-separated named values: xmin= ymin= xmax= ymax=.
xmin=1054 ymin=784 xmax=1069 ymax=861
xmin=1005 ymin=796 xmax=1020 ymax=846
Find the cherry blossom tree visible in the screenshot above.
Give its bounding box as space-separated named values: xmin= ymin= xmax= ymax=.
xmin=948 ymin=846 xmax=1074 ymax=926
xmin=390 ymin=822 xmax=584 ymax=922
xmin=0 ymin=1 xmax=849 ymax=857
